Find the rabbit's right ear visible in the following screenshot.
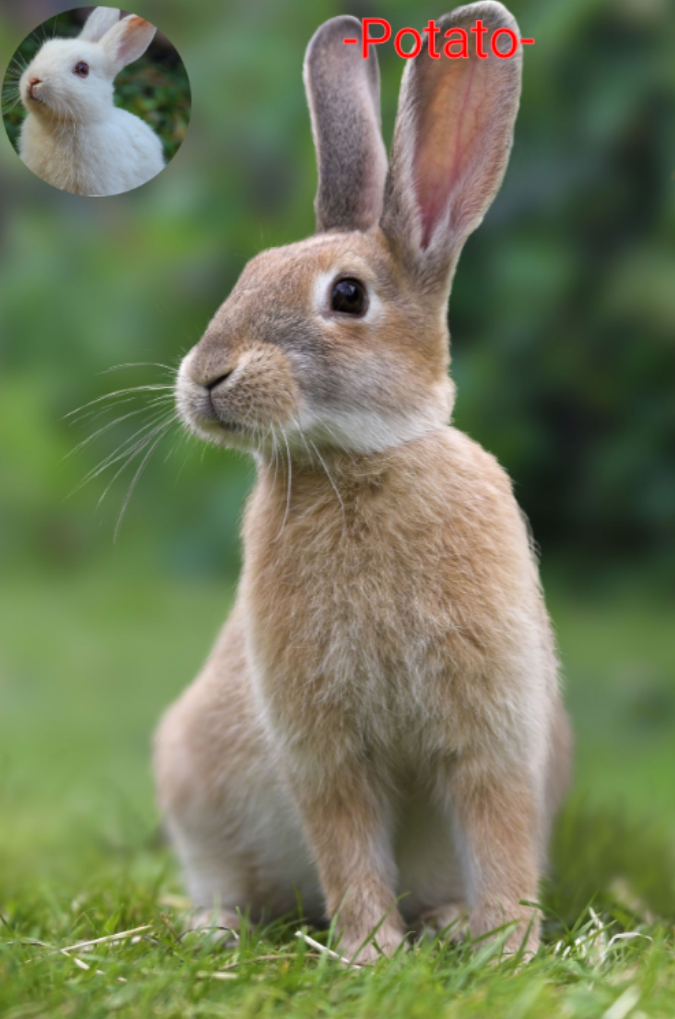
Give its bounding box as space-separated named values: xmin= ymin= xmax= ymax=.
xmin=304 ymin=17 xmax=388 ymax=234
xmin=79 ymin=7 xmax=120 ymax=43
xmin=99 ymin=15 xmax=157 ymax=72
xmin=381 ymin=2 xmax=522 ymax=290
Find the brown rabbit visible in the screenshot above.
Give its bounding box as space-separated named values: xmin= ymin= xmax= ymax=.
xmin=154 ymin=2 xmax=571 ymax=964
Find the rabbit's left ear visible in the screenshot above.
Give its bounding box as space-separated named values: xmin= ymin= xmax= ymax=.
xmin=79 ymin=8 xmax=120 ymax=42
xmin=100 ymin=15 xmax=156 ymax=72
xmin=381 ymin=2 xmax=522 ymax=288
xmin=304 ymin=17 xmax=388 ymax=233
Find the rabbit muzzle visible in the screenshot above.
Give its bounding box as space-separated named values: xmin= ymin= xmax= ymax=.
xmin=176 ymin=341 xmax=301 ymax=452
xmin=25 ymin=77 xmax=45 ymax=103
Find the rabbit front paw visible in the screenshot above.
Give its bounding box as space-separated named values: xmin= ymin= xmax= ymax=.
xmin=186 ymin=907 xmax=241 ymax=947
xmin=339 ymin=922 xmax=407 ymax=965
xmin=471 ymin=904 xmax=540 ymax=960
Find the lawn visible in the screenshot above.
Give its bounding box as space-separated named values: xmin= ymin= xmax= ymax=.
xmin=0 ymin=567 xmax=674 ymax=1018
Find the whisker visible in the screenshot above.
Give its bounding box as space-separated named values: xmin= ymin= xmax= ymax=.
xmin=65 ymin=385 xmax=175 ymax=421
xmin=2 ymin=96 xmax=22 ymax=114
xmin=71 ymin=392 xmax=175 ymax=427
xmin=92 ymin=414 xmax=179 ymax=515
xmin=68 ymin=393 xmax=175 ymax=427
xmin=171 ymin=432 xmax=196 ymax=488
xmin=308 ymin=437 xmax=346 ymax=525
xmin=64 ymin=399 xmax=174 ymax=459
xmin=162 ymin=437 xmax=180 ymax=465
xmin=285 ymin=395 xmax=346 ymax=525
xmin=268 ymin=424 xmax=279 ymax=488
xmin=114 ymin=423 xmax=175 ymax=542
xmin=324 ymin=421 xmax=357 ymax=464
xmin=73 ymin=410 xmax=176 ymax=494
xmin=258 ymin=424 xmax=280 ymax=514
xmin=275 ymin=430 xmax=293 ymax=541
xmin=99 ymin=362 xmax=178 ymax=378
xmin=8 ymin=55 xmax=28 ymax=75
xmin=70 ymin=396 xmax=142 ymax=428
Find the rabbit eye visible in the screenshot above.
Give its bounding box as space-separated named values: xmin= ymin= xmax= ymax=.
xmin=74 ymin=61 xmax=89 ymax=78
xmin=330 ymin=278 xmax=367 ymax=316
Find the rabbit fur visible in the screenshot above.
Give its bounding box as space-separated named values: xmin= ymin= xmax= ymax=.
xmin=154 ymin=3 xmax=571 ymax=964
xmin=18 ymin=8 xmax=164 ymax=196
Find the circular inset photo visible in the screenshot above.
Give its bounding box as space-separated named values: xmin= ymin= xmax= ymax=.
xmin=2 ymin=6 xmax=191 ymax=196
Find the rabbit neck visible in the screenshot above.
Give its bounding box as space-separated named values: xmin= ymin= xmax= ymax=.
xmin=20 ymin=113 xmax=104 ymax=195
xmin=30 ymin=105 xmax=107 ymax=132
xmin=25 ymin=111 xmax=95 ymax=155
xmin=252 ymin=429 xmax=450 ymax=531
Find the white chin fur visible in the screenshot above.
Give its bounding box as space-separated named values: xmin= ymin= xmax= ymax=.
xmin=295 ymin=400 xmax=450 ymax=456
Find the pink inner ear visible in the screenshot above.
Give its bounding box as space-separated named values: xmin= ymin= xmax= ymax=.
xmin=112 ymin=17 xmax=153 ymax=67
xmin=415 ymin=58 xmax=480 ymax=250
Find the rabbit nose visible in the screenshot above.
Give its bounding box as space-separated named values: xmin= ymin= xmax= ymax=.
xmin=205 ymin=369 xmax=234 ymax=391
xmin=27 ymin=76 xmax=42 ymax=95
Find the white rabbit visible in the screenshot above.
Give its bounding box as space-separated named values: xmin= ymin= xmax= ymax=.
xmin=18 ymin=7 xmax=164 ymax=196
xmin=154 ymin=3 xmax=571 ymax=963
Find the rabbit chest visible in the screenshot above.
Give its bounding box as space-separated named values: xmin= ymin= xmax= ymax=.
xmin=241 ymin=431 xmax=545 ymax=774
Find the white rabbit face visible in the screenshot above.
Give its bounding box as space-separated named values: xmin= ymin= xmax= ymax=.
xmin=20 ymin=40 xmax=114 ymax=123
xmin=19 ymin=12 xmax=157 ymax=126
xmin=176 ymin=231 xmax=455 ymax=458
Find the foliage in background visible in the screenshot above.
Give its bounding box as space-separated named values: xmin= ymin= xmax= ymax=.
xmin=2 ymin=10 xmax=190 ymax=161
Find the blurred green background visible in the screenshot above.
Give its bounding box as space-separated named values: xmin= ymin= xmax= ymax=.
xmin=0 ymin=0 xmax=674 ymax=907
xmin=3 ymin=7 xmax=190 ymax=163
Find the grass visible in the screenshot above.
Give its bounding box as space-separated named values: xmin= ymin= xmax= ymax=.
xmin=0 ymin=566 xmax=674 ymax=1017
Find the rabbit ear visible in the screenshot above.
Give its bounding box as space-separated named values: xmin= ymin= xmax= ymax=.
xmin=381 ymin=2 xmax=522 ymax=287
xmin=99 ymin=14 xmax=156 ymax=72
xmin=79 ymin=7 xmax=120 ymax=42
xmin=304 ymin=16 xmax=388 ymax=234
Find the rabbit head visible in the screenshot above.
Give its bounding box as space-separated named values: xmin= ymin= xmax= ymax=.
xmin=20 ymin=8 xmax=156 ymax=125
xmin=177 ymin=3 xmax=522 ymax=458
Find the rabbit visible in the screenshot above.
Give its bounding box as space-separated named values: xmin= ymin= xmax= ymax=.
xmin=18 ymin=7 xmax=164 ymax=196
xmin=154 ymin=2 xmax=572 ymax=964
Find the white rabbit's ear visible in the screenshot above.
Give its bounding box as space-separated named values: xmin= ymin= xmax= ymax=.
xmin=304 ymin=16 xmax=388 ymax=234
xmin=381 ymin=2 xmax=522 ymax=287
xmin=79 ymin=7 xmax=120 ymax=43
xmin=99 ymin=14 xmax=156 ymax=72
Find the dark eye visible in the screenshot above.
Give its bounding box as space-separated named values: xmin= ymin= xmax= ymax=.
xmin=74 ymin=61 xmax=89 ymax=77
xmin=330 ymin=278 xmax=367 ymax=316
